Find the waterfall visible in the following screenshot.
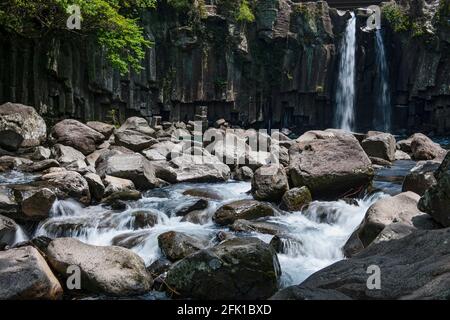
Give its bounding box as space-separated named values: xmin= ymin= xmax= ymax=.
xmin=374 ymin=30 xmax=392 ymax=132
xmin=335 ymin=13 xmax=356 ymax=132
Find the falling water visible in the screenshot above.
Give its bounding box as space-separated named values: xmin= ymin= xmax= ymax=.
xmin=374 ymin=30 xmax=392 ymax=132
xmin=335 ymin=13 xmax=356 ymax=132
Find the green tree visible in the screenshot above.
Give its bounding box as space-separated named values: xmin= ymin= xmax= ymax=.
xmin=0 ymin=0 xmax=156 ymax=74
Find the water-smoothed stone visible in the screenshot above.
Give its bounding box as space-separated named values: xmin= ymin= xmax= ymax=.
xmin=180 ymin=210 xmax=210 ymax=225
xmin=0 ymin=246 xmax=62 ymax=299
xmin=395 ymin=150 xmax=411 ymax=160
xmin=111 ymin=230 xmax=152 ymax=249
xmin=84 ymin=173 xmax=105 ymax=201
xmin=102 ymin=190 xmax=142 ymax=206
xmin=343 ymin=192 xmax=439 ymax=257
xmin=151 ymin=160 xmax=178 ymax=183
xmin=230 ymin=219 xmax=288 ymax=236
xmin=45 ymin=238 xmax=152 ymax=296
xmin=158 ymin=231 xmax=209 ymax=262
xmin=21 ymin=188 xmax=56 ymax=220
xmin=402 ymin=160 xmax=440 ymax=196
xmin=280 ymin=187 xmax=312 ymax=211
xmin=165 ymin=237 xmax=280 ymax=300
xmin=182 ymin=188 xmax=223 ymax=200
xmin=289 ymin=136 xmax=374 ymax=199
xmin=147 ymin=257 xmax=172 ymax=278
xmin=362 ymin=133 xmax=396 ymax=162
xmin=51 ymin=119 xmax=105 ymax=155
xmin=213 ymin=200 xmax=275 ymax=226
xmin=273 ymin=229 xmax=450 ymax=300
xmin=103 ymin=175 xmax=135 ymax=196
xmin=0 ymin=187 xmax=19 ymax=216
xmin=86 ymin=121 xmax=115 ymax=138
xmin=52 ymin=144 xmax=86 ymax=167
xmin=410 ymin=133 xmax=447 ymax=161
xmin=170 ymin=153 xmax=230 ymax=183
xmin=370 ymin=157 xmax=392 ymax=167
xmin=20 ymin=159 xmax=60 ymax=173
xmin=175 ymin=199 xmax=208 ymax=216
xmin=0 ymin=156 xmax=33 ymax=171
xmin=130 ymin=210 xmax=160 ymax=229
xmin=419 ymin=152 xmax=450 ymax=227
xmin=269 ymin=235 xmax=304 ymax=255
xmin=96 ymin=153 xmax=159 ymax=189
xmin=0 ymin=103 xmax=47 ymax=151
xmin=251 ymin=164 xmax=289 ymax=202
xmin=397 ymin=138 xmax=412 ymax=153
xmin=0 ymin=214 xmax=18 ymax=247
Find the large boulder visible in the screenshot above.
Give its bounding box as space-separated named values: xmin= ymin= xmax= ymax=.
xmin=103 ymin=175 xmax=136 ymax=196
xmin=84 ymin=173 xmax=105 ymax=201
xmin=402 ymin=160 xmax=440 ymax=196
xmin=419 ymin=152 xmax=450 ymax=227
xmin=170 ymin=153 xmax=230 ymax=183
xmin=289 ymin=136 xmax=373 ymax=198
xmin=52 ymin=144 xmax=87 ymax=172
xmin=410 ymin=133 xmax=447 ymax=161
xmin=165 ymin=237 xmax=281 ymax=299
xmin=343 ymin=192 xmax=438 ymax=257
xmin=158 ymin=231 xmax=209 ymax=262
xmin=213 ymin=200 xmax=275 ymax=226
xmin=272 ymin=229 xmax=450 ymax=300
xmin=0 ymin=214 xmax=18 ymax=247
xmin=40 ymin=170 xmax=91 ymax=205
xmin=0 ymin=103 xmax=47 ymax=151
xmin=361 ymin=133 xmax=396 ymax=162
xmin=0 ymin=246 xmax=63 ymax=299
xmin=51 ymin=119 xmax=105 ymax=155
xmin=20 ymin=188 xmax=57 ymax=220
xmin=96 ymin=153 xmax=159 ymax=189
xmin=280 ymin=187 xmax=312 ymax=211
xmin=251 ymin=164 xmax=289 ymax=202
xmin=114 ymin=130 xmax=157 ymax=152
xmin=86 ymin=121 xmax=115 ymax=138
xmin=45 ymin=238 xmax=152 ymax=296
xmin=117 ymin=117 xmax=155 ymax=136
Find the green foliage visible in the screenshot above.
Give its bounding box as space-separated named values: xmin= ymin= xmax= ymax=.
xmin=236 ymin=0 xmax=255 ymax=23
xmin=382 ymin=2 xmax=410 ymax=33
xmin=0 ymin=0 xmax=156 ymax=74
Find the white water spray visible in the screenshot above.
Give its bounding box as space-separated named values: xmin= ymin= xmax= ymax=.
xmin=335 ymin=13 xmax=356 ymax=132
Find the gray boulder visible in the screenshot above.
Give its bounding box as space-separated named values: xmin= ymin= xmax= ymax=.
xmin=0 ymin=214 xmax=18 ymax=247
xmin=280 ymin=187 xmax=312 ymax=211
xmin=402 ymin=160 xmax=440 ymax=196
xmin=251 ymin=164 xmax=289 ymax=202
xmin=86 ymin=121 xmax=115 ymax=138
xmin=165 ymin=237 xmax=281 ymax=299
xmin=362 ymin=133 xmax=396 ymax=162
xmin=213 ymin=200 xmax=275 ymax=226
xmin=410 ymin=133 xmax=447 ymax=161
xmin=45 ymin=238 xmax=152 ymax=296
xmin=0 ymin=246 xmax=63 ymax=299
xmin=158 ymin=231 xmax=209 ymax=262
xmin=0 ymin=103 xmax=47 ymax=151
xmin=84 ymin=173 xmax=105 ymax=201
xmin=51 ymin=119 xmax=105 ymax=155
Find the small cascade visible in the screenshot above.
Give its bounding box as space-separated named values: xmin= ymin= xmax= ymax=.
xmin=335 ymin=12 xmax=357 ymax=132
xmin=374 ymin=29 xmax=392 ymax=132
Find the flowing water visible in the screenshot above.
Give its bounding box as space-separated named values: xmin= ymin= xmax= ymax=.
xmin=335 ymin=13 xmax=356 ymax=132
xmin=374 ymin=30 xmax=392 ymax=132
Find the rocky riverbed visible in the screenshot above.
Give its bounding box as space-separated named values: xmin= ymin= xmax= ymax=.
xmin=1 ymin=102 xmax=450 ymax=300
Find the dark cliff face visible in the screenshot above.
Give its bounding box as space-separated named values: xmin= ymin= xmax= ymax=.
xmin=0 ymin=0 xmax=449 ymax=134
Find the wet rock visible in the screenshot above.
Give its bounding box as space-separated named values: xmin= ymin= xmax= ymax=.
xmin=114 ymin=130 xmax=157 ymax=152
xmin=180 ymin=210 xmax=210 ymax=225
xmin=45 ymin=238 xmax=152 ymax=296
xmin=165 ymin=237 xmax=280 ymax=299
xmin=175 ymin=199 xmax=208 ymax=216
xmin=410 ymin=133 xmax=447 ymax=161
xmin=269 ymin=235 xmax=304 ymax=255
xmin=0 ymin=103 xmax=47 ymax=151
xmin=130 ymin=210 xmax=160 ymax=229
xmin=0 ymin=214 xmax=18 ymax=247
xmin=0 ymin=187 xmax=19 ymax=216
xmin=402 ymin=160 xmax=440 ymax=196
xmin=234 ymin=166 xmax=254 ymax=181
xmin=419 ymin=152 xmax=450 ymax=227
xmin=0 ymin=246 xmax=63 ymax=299
xmin=21 ymin=159 xmax=60 ymax=173
xmin=51 ymin=119 xmax=105 ymax=155
xmin=103 ymin=175 xmax=135 ymax=196
xmin=147 ymin=257 xmax=172 ymax=277
xmin=371 ymin=222 xmax=416 ymax=245
xmin=158 ymin=231 xmax=209 ymax=262
xmin=362 ymin=133 xmax=396 ymax=162
xmin=31 ymin=146 xmax=51 ymax=161
xmin=289 ymin=136 xmax=373 ymax=199
xmin=151 ymin=161 xmax=178 ymax=184
xmin=111 ymin=230 xmax=152 ymax=249
xmin=41 ymin=170 xmax=91 ymax=205
xmin=0 ymin=156 xmax=33 ymax=171
xmin=102 ymin=190 xmax=142 ymax=206
xmin=84 ymin=173 xmax=105 ymax=201
xmin=213 ymin=200 xmax=275 ymax=226
xmin=395 ymin=150 xmax=412 ymax=160
xmin=21 ymin=188 xmax=56 ymax=220
xmin=86 ymin=121 xmax=115 ymax=138
xmin=397 ymin=138 xmax=412 ymax=153
xmin=275 ymin=229 xmax=450 ymax=300
xmin=230 ymin=219 xmax=288 ymax=236
xmin=182 ymin=188 xmax=223 ymax=200
xmin=96 ymin=153 xmax=159 ymax=190
xmin=251 ymin=164 xmax=289 ymax=202
xmin=280 ymin=187 xmax=312 ymax=211
xmin=369 ymin=157 xmax=392 ymax=167
xmin=343 ymin=192 xmax=439 ymax=257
